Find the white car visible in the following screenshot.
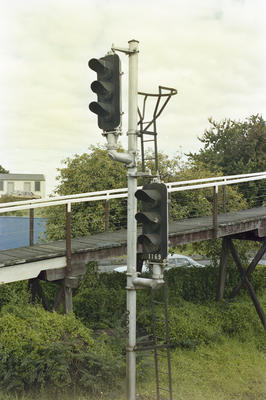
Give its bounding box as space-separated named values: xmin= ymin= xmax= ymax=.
xmin=113 ymin=254 xmax=204 ymax=273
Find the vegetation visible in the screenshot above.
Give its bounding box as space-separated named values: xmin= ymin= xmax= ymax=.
xmin=188 ymin=115 xmax=266 ymax=176
xmin=44 ymin=144 xmax=248 ymax=244
xmin=0 ymin=165 xmax=8 ymax=174
xmin=0 ymin=303 xmax=124 ymax=397
xmin=1 ymin=115 xmax=265 ymax=398
xmin=0 ymin=264 xmax=265 ymax=399
xmin=188 ymin=114 xmax=266 ymax=206
xmin=44 ymin=145 xmax=128 ymax=240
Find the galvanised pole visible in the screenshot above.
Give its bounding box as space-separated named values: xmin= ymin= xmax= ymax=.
xmin=126 ymin=39 xmax=139 ymax=400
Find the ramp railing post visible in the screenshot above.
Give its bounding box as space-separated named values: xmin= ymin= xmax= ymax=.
xmin=29 ymin=208 xmax=34 ymax=246
xmin=64 ymin=202 xmax=73 ymax=313
xmin=213 ymin=185 xmax=218 ymax=238
xmin=222 ymin=178 xmax=227 ymax=213
xmin=104 ymin=198 xmax=109 ymax=232
xmin=66 ymin=202 xmax=72 ymax=274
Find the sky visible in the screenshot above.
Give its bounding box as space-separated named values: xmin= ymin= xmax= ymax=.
xmin=0 ymin=0 xmax=265 ymax=195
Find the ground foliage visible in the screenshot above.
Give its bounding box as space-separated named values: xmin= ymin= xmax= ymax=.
xmin=1 ymin=116 xmax=266 ymax=397
xmin=0 ymin=263 xmax=265 ymax=398
xmin=0 ymin=304 xmax=124 ymax=397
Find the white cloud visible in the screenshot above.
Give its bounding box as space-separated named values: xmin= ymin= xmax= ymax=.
xmin=0 ymin=0 xmax=265 ymax=193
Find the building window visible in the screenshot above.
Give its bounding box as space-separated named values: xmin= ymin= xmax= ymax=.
xmin=0 ymin=181 xmax=3 ymax=191
xmin=24 ymin=182 xmax=31 ymax=192
xmin=35 ymin=181 xmax=41 ymax=191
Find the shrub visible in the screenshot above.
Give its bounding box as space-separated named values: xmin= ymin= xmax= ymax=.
xmin=0 ymin=304 xmax=124 ymax=396
xmin=0 ymin=281 xmax=29 ymax=311
xmin=139 ymin=301 xmax=222 ymax=350
xmin=219 ymin=297 xmax=266 ymax=341
xmin=165 ymin=264 xmax=265 ymax=304
xmin=73 ymin=271 xmax=126 ymax=329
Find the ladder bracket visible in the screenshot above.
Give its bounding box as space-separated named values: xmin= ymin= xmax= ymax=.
xmin=127 ymin=170 xmax=152 ymax=178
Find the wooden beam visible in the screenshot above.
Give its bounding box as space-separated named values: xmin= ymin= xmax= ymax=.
xmin=216 ymin=237 xmax=229 ymax=301
xmin=53 ymin=283 xmax=64 ymax=311
xmin=228 ymin=239 xmax=265 ymax=329
xmin=230 ymin=240 xmax=266 ymax=299
xmin=28 ymin=278 xmax=49 ymax=311
xmin=63 ymin=281 xmax=73 ymax=314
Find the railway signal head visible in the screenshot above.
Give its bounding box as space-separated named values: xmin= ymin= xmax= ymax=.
xmin=135 ymin=182 xmax=168 ymax=262
xmin=88 ymin=53 xmax=121 ymax=132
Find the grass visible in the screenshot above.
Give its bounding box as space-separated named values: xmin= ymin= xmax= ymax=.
xmin=0 ymin=336 xmax=264 ymax=400
xmin=138 ymin=337 xmax=266 ymax=400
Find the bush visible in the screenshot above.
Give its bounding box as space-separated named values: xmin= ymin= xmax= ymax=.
xmin=219 ymin=297 xmax=266 ymax=341
xmin=0 ymin=281 xmax=29 ymax=311
xmin=73 ymin=270 xmax=126 ymax=329
xmin=139 ymin=300 xmax=222 ymax=350
xmin=165 ymin=266 xmax=219 ymax=303
xmin=0 ymin=304 xmax=124 ymax=396
xmin=165 ymin=264 xmax=266 ymax=304
xmin=139 ymin=295 xmax=265 ymax=351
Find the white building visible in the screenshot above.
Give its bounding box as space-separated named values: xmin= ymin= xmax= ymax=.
xmin=0 ymin=174 xmax=46 ymax=198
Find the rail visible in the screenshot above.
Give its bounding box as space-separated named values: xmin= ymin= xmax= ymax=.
xmin=0 ymin=171 xmax=266 ymax=249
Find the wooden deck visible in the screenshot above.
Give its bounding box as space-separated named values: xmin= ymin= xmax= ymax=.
xmin=0 ymin=206 xmax=266 ymax=284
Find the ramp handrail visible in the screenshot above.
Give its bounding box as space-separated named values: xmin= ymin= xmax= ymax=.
xmin=0 ymin=171 xmax=266 ymax=214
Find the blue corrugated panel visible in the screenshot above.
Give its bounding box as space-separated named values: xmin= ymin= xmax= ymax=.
xmin=0 ymin=216 xmax=47 ymax=250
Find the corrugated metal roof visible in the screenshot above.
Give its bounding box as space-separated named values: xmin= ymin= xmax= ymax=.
xmin=0 ymin=174 xmax=45 ymax=181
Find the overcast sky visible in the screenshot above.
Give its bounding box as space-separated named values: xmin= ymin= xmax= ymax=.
xmin=0 ymin=0 xmax=265 ymax=194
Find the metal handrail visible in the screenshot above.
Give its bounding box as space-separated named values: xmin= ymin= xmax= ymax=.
xmin=1 ymin=171 xmax=266 ymax=214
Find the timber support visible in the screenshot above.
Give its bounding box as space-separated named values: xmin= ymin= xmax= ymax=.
xmin=228 ymin=238 xmax=266 ymax=329
xmin=216 ymin=237 xmax=230 ymax=301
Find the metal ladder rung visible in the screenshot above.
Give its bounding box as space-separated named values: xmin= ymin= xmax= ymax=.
xmin=140 ymin=130 xmax=157 ymax=135
xmin=135 ymin=339 xmax=155 ymax=348
xmin=154 ymin=336 xmax=167 ymax=341
xmin=158 ymin=370 xmax=169 ymax=375
xmin=152 ymin=300 xmax=164 ymax=305
xmin=135 ymin=343 xmax=169 ymax=352
xmin=156 ymin=353 xmax=169 ymax=359
xmin=150 ymin=286 xmax=172 ymax=399
xmin=158 ymin=386 xmax=170 ymax=392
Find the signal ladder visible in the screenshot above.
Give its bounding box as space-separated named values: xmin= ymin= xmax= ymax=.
xmin=135 ymin=285 xmax=174 ymax=400
xmin=137 ymin=86 xmax=177 ymax=183
xmin=136 ymin=86 xmax=177 ymax=398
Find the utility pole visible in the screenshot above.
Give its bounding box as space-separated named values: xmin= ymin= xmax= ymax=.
xmin=89 ymin=40 xmax=173 ymax=400
xmin=126 ymin=39 xmax=139 ymax=400
xmin=89 ymin=39 xmax=139 ymax=399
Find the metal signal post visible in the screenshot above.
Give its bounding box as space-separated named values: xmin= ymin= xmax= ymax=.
xmin=125 ymin=39 xmax=139 ymax=400
xmin=88 ymin=40 xmax=174 ymax=400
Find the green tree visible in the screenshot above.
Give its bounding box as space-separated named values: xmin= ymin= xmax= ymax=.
xmin=188 ymin=115 xmax=266 ymax=175
xmin=44 ymin=145 xmax=248 ymax=246
xmin=54 ymin=146 xmax=127 ymax=195
xmin=188 ymin=115 xmax=266 ymax=206
xmin=0 ymin=165 xmax=8 ymax=174
xmin=169 ymin=161 xmax=247 ymax=221
xmin=45 ymin=147 xmax=185 ymax=240
xmin=45 ymin=145 xmax=128 ymax=240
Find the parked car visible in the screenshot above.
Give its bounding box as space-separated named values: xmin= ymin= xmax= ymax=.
xmin=114 ymin=254 xmax=204 ymax=273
